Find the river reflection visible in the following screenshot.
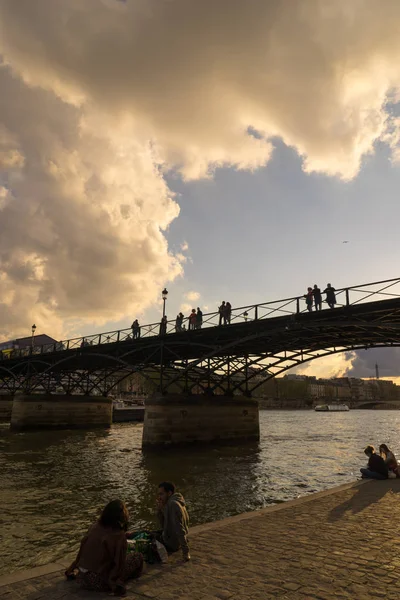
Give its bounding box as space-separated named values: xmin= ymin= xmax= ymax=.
xmin=1 ymin=410 xmax=400 ymax=575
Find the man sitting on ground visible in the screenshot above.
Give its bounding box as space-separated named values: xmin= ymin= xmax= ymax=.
xmin=156 ymin=481 xmax=190 ymax=561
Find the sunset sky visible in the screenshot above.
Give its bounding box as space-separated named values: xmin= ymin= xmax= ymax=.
xmin=1 ymin=0 xmax=400 ymax=378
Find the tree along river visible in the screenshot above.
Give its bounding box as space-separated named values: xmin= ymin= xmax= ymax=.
xmin=1 ymin=409 xmax=399 ymax=576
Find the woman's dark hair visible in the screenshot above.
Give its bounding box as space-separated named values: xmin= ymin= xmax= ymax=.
xmin=99 ymin=500 xmax=129 ymax=531
xmin=364 ymin=445 xmax=375 ymax=456
xmin=379 ymin=443 xmax=391 ymax=455
xmin=158 ymin=481 xmax=175 ymax=494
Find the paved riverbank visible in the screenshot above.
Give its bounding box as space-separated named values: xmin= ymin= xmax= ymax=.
xmin=1 ymin=479 xmax=400 ymax=599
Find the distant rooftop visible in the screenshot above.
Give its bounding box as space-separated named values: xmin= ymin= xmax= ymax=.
xmin=0 ymin=334 xmax=58 ymax=351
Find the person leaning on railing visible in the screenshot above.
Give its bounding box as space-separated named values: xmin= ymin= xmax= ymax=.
xmin=323 ymin=283 xmax=336 ymax=309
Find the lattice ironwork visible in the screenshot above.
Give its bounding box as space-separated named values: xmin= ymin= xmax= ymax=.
xmin=1 ymin=278 xmax=400 ymax=397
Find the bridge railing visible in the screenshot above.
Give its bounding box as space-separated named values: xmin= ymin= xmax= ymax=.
xmin=3 ymin=277 xmax=400 ymax=360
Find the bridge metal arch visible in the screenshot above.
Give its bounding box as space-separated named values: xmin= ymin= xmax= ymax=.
xmin=2 ymin=281 xmax=400 ymax=397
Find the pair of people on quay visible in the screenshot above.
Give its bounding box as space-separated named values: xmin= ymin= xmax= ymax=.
xmin=65 ymin=482 xmax=190 ymax=597
xmin=360 ymin=444 xmax=399 ymax=480
xmin=304 ymin=283 xmax=336 ymax=312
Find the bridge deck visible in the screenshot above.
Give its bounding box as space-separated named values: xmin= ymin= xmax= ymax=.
xmin=3 ymin=296 xmax=400 ymax=376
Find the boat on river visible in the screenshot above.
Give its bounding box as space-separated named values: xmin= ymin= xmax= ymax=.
xmin=315 ymin=404 xmax=350 ymax=412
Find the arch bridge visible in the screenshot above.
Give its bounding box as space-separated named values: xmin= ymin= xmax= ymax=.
xmin=1 ymin=277 xmax=400 ymax=397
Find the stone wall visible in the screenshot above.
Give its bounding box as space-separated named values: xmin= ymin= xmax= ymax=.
xmin=0 ymin=396 xmax=13 ymax=422
xmin=10 ymin=395 xmax=112 ymax=431
xmin=142 ymin=394 xmax=259 ymax=448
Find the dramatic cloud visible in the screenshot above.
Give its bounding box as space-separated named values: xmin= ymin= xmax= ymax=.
xmin=185 ymin=291 xmax=201 ymax=302
xmin=0 ymin=65 xmax=182 ymax=340
xmin=344 ymin=348 xmax=400 ymax=379
xmin=1 ymin=0 xmax=400 ymax=338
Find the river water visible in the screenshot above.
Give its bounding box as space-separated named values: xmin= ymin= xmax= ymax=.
xmin=1 ymin=410 xmax=399 ymax=576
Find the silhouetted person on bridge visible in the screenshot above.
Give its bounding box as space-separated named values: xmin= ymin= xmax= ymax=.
xmin=218 ymin=301 xmax=226 ymax=326
xmin=324 ymin=283 xmax=336 ymax=309
xmin=196 ymin=307 xmax=203 ymax=329
xmin=313 ymin=285 xmax=322 ymax=311
xmin=160 ymin=316 xmax=167 ymax=336
xmin=175 ymin=313 xmax=184 ymax=332
xmin=304 ymin=287 xmax=313 ymax=312
xmin=225 ymin=302 xmax=232 ymax=324
xmin=131 ymin=319 xmax=141 ymax=339
xmin=189 ymin=309 xmax=197 ymax=330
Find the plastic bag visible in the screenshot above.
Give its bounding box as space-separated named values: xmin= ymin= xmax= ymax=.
xmin=155 ymin=540 xmax=169 ymax=563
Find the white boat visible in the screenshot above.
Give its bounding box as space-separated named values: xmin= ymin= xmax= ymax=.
xmin=315 ymin=404 xmax=350 ymax=412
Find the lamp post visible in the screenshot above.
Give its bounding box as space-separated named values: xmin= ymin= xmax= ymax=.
xmin=31 ymin=324 xmax=37 ymax=350
xmin=162 ymin=288 xmax=168 ymax=319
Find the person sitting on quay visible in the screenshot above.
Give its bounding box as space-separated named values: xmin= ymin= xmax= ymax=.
xmin=65 ymin=499 xmax=143 ymax=596
xmin=379 ymin=443 xmax=399 ymax=478
xmin=196 ymin=307 xmax=203 ymax=329
xmin=156 ymin=481 xmax=190 ymax=562
xmin=324 ymin=283 xmax=336 ymax=309
xmin=131 ymin=319 xmax=141 ymax=339
xmin=313 ymin=284 xmax=322 ymax=311
xmin=360 ymin=445 xmax=389 ymax=480
xmin=304 ymin=287 xmax=313 ymax=312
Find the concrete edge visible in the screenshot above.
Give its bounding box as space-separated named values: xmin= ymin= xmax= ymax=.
xmin=0 ymin=561 xmax=69 ymax=588
xmin=0 ymin=479 xmax=370 ymax=588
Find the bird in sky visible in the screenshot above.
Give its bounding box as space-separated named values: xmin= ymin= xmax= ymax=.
xmin=342 ymin=240 xmax=349 ymax=243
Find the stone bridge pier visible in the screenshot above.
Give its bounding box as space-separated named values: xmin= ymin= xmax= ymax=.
xmin=10 ymin=395 xmax=112 ymax=431
xmin=0 ymin=394 xmax=14 ymax=422
xmin=142 ymin=394 xmax=260 ymax=448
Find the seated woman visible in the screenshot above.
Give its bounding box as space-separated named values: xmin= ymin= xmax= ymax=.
xmin=65 ymin=499 xmax=143 ymax=596
xmin=379 ymin=443 xmax=399 ymax=478
xmin=360 ymin=445 xmax=388 ymax=480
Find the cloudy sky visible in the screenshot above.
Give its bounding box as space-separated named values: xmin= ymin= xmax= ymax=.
xmin=1 ymin=0 xmax=400 ymax=378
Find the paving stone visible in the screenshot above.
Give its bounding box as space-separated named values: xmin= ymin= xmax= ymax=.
xmin=3 ymin=480 xmax=400 ymax=599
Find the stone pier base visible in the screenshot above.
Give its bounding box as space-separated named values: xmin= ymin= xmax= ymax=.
xmin=0 ymin=395 xmax=13 ymax=422
xmin=142 ymin=394 xmax=260 ymax=448
xmin=10 ymin=395 xmax=112 ymax=431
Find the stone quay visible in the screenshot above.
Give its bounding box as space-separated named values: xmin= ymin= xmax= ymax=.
xmin=1 ymin=479 xmax=400 ymax=599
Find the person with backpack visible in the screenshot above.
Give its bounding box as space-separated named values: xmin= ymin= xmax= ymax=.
xmin=324 ymin=283 xmax=336 ymax=309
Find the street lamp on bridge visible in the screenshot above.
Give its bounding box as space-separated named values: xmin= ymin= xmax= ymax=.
xmin=162 ymin=288 xmax=168 ymax=319
xmin=31 ymin=324 xmax=37 ymax=349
